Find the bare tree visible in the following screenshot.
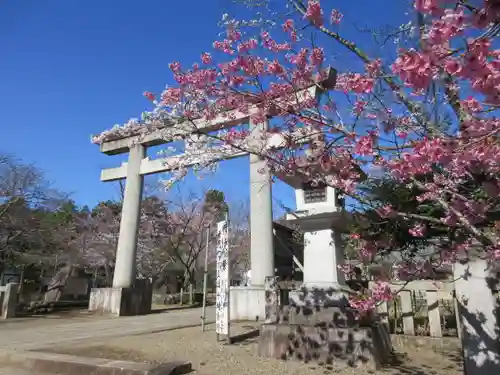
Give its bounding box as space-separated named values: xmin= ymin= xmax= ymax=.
xmin=154 ymin=185 xmax=235 ymax=303
xmin=227 ymin=200 xmax=251 ymax=280
xmin=82 ymin=201 xmax=121 ymax=285
xmin=79 ymin=197 xmax=177 ymax=288
xmin=137 ymin=196 xmax=177 ymax=286
xmin=0 ymin=153 xmax=64 ymax=281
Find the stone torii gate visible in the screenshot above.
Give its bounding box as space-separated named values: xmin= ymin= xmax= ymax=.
xmin=89 ymin=69 xmax=336 ymax=317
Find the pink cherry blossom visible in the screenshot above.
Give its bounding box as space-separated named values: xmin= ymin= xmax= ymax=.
xmin=92 ymin=0 xmax=500 ymax=313
xmin=392 ymin=50 xmax=435 ymax=90
xmin=143 ymin=91 xmax=155 ymax=101
xmin=409 ymin=224 xmax=426 ymax=237
xmin=168 ymin=61 xmax=181 ymax=73
xmin=376 ymin=205 xmax=395 ymax=218
xmin=310 ymin=48 xmax=324 ymax=66
xmin=414 ymin=0 xmax=443 ymax=15
xmin=282 ymin=19 xmax=294 ymax=33
xmin=365 ymin=59 xmax=382 ymax=77
xmin=305 ymin=1 xmax=324 ymax=26
xmin=354 ymin=135 xmax=374 ymax=156
xmin=201 ymin=53 xmax=212 ymax=64
xmin=330 ymin=9 xmax=343 ymax=25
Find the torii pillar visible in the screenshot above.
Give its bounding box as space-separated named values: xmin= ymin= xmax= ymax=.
xmin=88 ymin=143 xmax=152 ymax=316
xmin=229 ymin=118 xmax=276 ymax=321
xmin=112 ymin=143 xmax=145 ymax=288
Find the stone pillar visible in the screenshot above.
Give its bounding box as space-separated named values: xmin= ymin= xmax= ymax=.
xmin=400 ymin=290 xmax=415 ymax=335
xmin=1 ymin=283 xmax=18 ymax=319
xmin=303 ymin=229 xmax=345 ymax=288
xmin=249 ymin=119 xmax=274 ymax=287
xmin=113 ymin=144 xmax=145 ymax=288
xmin=454 ymin=259 xmax=500 ymax=375
xmin=426 ymin=290 xmax=442 ymax=337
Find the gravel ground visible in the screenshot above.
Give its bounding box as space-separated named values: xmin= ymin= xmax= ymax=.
xmin=39 ymin=322 xmax=463 ymax=375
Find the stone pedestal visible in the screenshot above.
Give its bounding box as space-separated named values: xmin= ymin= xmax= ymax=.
xmin=230 ymin=286 xmax=266 ymax=321
xmin=259 ymin=322 xmax=391 ymax=369
xmin=258 ymin=285 xmax=392 ymax=368
xmin=89 ymin=285 xmax=152 ymax=316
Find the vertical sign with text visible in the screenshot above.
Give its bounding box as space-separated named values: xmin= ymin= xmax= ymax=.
xmin=215 ymin=218 xmax=230 ymax=335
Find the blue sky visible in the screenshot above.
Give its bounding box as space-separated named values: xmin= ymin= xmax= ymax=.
xmin=0 ymin=0 xmax=410 ymax=216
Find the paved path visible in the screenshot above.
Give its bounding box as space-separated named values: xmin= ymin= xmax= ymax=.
xmin=0 ymin=366 xmax=52 ymax=375
xmin=0 ymin=306 xmax=215 ymax=351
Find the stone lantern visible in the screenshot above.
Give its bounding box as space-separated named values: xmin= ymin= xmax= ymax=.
xmin=285 ymin=180 xmax=348 ymax=289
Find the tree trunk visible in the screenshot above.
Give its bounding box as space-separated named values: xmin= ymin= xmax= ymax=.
xmin=152 ymin=269 xmax=167 ymax=291
xmin=92 ymin=268 xmax=98 ymax=288
xmin=18 ymin=266 xmax=25 ymax=297
xmin=0 ymin=251 xmax=5 ymax=286
xmin=38 ymin=267 xmax=45 ymax=294
xmin=179 ymin=287 xmax=184 ymax=305
xmin=189 ymin=282 xmax=194 ymax=305
xmin=105 ymin=264 xmax=113 ymax=286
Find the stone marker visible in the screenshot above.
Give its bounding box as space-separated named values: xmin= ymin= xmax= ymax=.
xmin=1 ymin=283 xmax=18 ymax=319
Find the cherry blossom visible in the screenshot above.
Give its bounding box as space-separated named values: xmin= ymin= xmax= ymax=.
xmin=330 ymin=9 xmax=343 ymax=25
xmin=91 ymin=0 xmax=500 ymax=313
xmin=305 ymin=0 xmax=324 ymax=26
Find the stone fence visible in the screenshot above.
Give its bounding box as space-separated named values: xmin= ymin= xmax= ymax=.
xmin=273 ymin=279 xmax=461 ymax=339
xmin=370 ymin=280 xmax=459 ymax=338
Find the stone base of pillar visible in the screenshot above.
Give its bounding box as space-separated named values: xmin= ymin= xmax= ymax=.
xmin=258 ymin=283 xmax=393 ymax=368
xmin=88 ymin=287 xmax=152 ymax=316
xmin=229 ymin=286 xmax=267 ymax=321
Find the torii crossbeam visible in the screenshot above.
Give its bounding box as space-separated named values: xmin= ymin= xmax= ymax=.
xmin=90 ymin=68 xmax=337 ymax=317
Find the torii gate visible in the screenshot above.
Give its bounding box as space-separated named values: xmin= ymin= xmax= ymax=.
xmin=89 ymin=69 xmax=337 ymax=317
